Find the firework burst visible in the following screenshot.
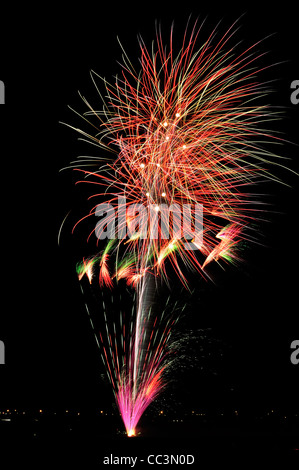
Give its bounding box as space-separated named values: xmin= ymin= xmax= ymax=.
xmin=63 ymin=18 xmax=287 ymax=435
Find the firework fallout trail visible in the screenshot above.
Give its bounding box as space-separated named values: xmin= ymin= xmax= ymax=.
xmin=64 ymin=18 xmax=287 ymax=436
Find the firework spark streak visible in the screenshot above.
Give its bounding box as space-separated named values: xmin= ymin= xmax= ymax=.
xmin=63 ymin=19 xmax=288 ymax=436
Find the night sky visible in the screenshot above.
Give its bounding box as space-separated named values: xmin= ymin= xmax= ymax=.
xmin=0 ymin=1 xmax=298 ymax=447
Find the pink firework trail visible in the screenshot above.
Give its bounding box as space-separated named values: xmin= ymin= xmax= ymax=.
xmin=68 ymin=19 xmax=287 ymax=436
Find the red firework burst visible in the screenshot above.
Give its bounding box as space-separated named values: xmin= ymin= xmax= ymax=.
xmin=68 ymin=19 xmax=283 ymax=288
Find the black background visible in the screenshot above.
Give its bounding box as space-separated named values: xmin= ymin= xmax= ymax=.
xmin=0 ymin=1 xmax=298 ymax=464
